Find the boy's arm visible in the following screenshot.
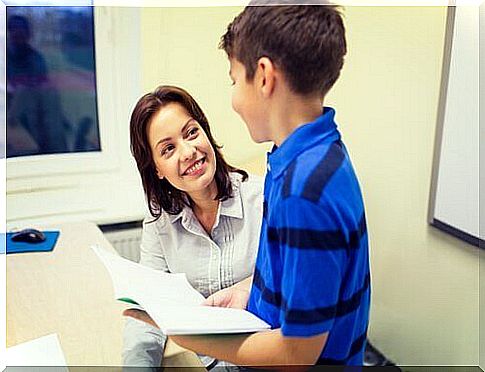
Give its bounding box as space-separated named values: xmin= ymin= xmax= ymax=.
xmin=170 ymin=329 xmax=327 ymax=366
xmin=123 ymin=309 xmax=327 ymax=366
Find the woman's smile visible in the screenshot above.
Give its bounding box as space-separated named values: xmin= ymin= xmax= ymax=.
xmin=182 ymin=157 xmax=207 ymax=177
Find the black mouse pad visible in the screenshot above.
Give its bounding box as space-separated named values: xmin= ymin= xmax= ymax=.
xmin=6 ymin=231 xmax=60 ymax=254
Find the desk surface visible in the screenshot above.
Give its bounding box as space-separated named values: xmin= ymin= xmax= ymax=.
xmin=7 ymin=222 xmax=126 ymax=365
xmin=6 ymin=221 xmax=191 ymax=366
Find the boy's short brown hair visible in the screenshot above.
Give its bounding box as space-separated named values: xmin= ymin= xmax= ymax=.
xmin=220 ymin=2 xmax=346 ymax=97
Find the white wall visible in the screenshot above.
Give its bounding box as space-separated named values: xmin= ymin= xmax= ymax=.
xmin=140 ymin=7 xmax=272 ymax=167
xmin=479 ymin=3 xmax=485 ymax=369
xmin=328 ymin=6 xmax=479 ymax=365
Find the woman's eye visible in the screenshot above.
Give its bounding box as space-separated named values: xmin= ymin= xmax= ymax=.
xmin=188 ymin=127 xmax=199 ymax=138
xmin=161 ymin=145 xmax=174 ymax=156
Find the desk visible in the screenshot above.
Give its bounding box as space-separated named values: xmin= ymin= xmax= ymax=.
xmin=7 ymin=221 xmax=202 ymax=367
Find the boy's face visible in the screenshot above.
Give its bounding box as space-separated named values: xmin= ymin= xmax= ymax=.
xmin=229 ymin=58 xmax=268 ymax=143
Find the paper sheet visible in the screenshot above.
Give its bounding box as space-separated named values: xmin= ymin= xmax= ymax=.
xmin=92 ymin=245 xmax=271 ymax=335
xmin=143 ymin=301 xmax=273 ymax=335
xmin=92 ymin=245 xmax=204 ymax=306
xmin=7 ymin=333 xmax=68 ymax=368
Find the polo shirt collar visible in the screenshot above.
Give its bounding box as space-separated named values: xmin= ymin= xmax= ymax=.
xmin=268 ymin=107 xmax=341 ymax=180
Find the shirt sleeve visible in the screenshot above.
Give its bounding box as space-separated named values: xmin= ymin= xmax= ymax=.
xmin=276 ymin=196 xmax=347 ymax=337
xmin=122 ymin=317 xmax=167 ymax=366
xmin=139 ymin=217 xmax=170 ymax=272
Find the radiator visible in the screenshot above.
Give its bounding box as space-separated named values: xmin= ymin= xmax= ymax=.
xmin=99 ymin=221 xmax=142 ymax=262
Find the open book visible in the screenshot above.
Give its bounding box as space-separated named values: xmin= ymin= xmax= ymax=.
xmin=92 ymin=245 xmax=270 ymax=335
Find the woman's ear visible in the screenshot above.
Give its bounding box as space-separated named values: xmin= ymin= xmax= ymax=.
xmin=256 ymin=56 xmax=276 ymax=98
xmin=156 ymin=168 xmax=164 ymax=180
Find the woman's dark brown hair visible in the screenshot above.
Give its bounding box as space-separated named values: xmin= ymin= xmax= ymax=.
xmin=130 ymin=85 xmax=248 ymax=220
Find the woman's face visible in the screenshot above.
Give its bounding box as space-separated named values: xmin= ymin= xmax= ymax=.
xmin=147 ymin=102 xmax=217 ymax=197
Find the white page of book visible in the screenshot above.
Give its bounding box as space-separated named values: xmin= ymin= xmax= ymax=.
xmin=92 ymin=245 xmax=204 ymax=306
xmin=142 ymin=300 xmax=272 ymax=335
xmin=92 ymin=245 xmax=271 ymax=335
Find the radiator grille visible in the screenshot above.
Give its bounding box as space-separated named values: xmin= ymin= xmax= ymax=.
xmin=99 ymin=221 xmax=142 ymax=262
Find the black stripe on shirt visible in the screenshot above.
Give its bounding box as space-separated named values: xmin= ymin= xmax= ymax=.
xmin=317 ymin=329 xmax=368 ymax=365
xmin=254 ymin=266 xmax=370 ymax=326
xmin=268 ymin=226 xmax=348 ymax=250
xmin=283 ymin=272 xmax=370 ymax=325
xmin=282 ymin=160 xmax=297 ymax=199
xmin=301 ymin=142 xmax=345 ymax=204
xmin=267 ymin=212 xmax=367 ymax=251
xmin=253 ymin=267 xmax=282 ymax=307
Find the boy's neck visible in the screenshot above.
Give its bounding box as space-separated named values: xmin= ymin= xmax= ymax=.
xmin=269 ymin=93 xmax=325 ymax=147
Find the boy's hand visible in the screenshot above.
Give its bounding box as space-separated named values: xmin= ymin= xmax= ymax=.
xmin=203 ymin=286 xmax=250 ymax=309
xmin=123 ymin=309 xmax=158 ymax=328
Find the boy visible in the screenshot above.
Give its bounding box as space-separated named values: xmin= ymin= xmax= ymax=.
xmin=126 ymin=3 xmax=370 ymax=367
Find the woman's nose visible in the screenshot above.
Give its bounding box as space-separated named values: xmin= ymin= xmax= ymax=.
xmin=181 ymin=142 xmax=197 ymax=161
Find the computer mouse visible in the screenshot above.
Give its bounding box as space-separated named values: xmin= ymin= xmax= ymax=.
xmin=11 ymin=228 xmax=46 ymax=243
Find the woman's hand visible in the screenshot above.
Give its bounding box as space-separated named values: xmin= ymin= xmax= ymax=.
xmin=203 ymin=285 xmax=250 ymax=309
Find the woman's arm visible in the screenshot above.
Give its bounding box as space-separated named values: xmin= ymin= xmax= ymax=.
xmin=123 ymin=317 xmax=167 ymax=367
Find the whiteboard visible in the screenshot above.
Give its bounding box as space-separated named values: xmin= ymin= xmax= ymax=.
xmin=429 ymin=6 xmax=482 ymax=247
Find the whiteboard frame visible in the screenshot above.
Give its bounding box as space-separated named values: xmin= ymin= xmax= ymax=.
xmin=428 ymin=6 xmax=482 ymax=248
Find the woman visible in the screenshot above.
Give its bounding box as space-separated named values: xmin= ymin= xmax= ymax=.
xmin=124 ymin=85 xmax=263 ymax=368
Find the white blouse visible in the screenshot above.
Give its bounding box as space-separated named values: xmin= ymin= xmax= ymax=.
xmin=139 ymin=172 xmax=263 ymax=298
xmin=123 ymin=173 xmax=263 ymax=367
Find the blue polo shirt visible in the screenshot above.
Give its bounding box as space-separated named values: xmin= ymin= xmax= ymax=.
xmin=247 ymin=107 xmax=370 ymax=365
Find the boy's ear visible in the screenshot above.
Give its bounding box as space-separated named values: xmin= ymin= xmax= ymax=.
xmin=256 ymin=57 xmax=275 ymax=98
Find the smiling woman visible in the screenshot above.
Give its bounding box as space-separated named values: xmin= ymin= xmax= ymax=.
xmin=146 ymin=103 xmax=218 ymax=214
xmin=125 ymin=85 xmax=264 ymax=368
xmin=130 ymin=85 xmax=248 ymax=218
